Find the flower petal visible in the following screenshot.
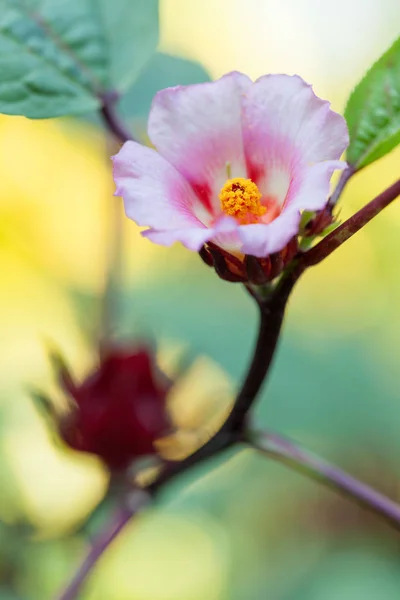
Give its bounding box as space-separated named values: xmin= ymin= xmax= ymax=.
xmin=148 ymin=72 xmax=252 ymax=215
xmin=238 ymin=210 xmax=302 ymax=257
xmin=142 ymin=215 xmax=239 ymax=253
xmin=142 ymin=227 xmax=211 ymax=252
xmin=243 ymin=74 xmax=349 ymax=173
xmin=285 ymin=160 xmax=346 ymax=212
xmin=112 ymin=141 xmax=204 ymax=230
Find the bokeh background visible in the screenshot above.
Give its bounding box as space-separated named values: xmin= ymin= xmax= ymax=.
xmin=1 ymin=0 xmax=400 ymax=598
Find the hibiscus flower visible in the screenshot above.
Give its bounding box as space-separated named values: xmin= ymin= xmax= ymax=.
xmin=113 ymin=72 xmax=348 ymax=263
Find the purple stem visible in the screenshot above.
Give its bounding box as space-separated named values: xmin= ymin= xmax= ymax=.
xmin=250 ymin=430 xmax=400 ymax=528
xmin=303 ymin=178 xmax=400 ymax=267
xmin=327 ymin=165 xmax=356 ymax=208
xmin=56 ymin=492 xmax=148 ymax=600
xmin=224 ymin=267 xmax=302 ymax=433
xmin=100 ymin=92 xmax=133 ymax=144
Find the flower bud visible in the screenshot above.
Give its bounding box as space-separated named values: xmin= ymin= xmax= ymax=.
xmin=56 ymin=348 xmax=171 ymax=470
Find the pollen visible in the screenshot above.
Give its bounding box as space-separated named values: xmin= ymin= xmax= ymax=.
xmin=219 ymin=177 xmax=266 ymax=223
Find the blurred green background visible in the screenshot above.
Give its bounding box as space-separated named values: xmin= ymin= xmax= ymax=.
xmin=1 ymin=0 xmax=400 ymax=598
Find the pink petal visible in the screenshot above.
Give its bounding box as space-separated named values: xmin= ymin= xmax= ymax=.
xmin=142 ymin=227 xmax=211 ymax=251
xmin=142 ymin=215 xmax=239 ymax=253
xmin=112 ymin=141 xmax=204 ymax=231
xmin=148 ymin=72 xmax=252 ymax=215
xmin=238 ymin=210 xmax=302 ymax=258
xmin=286 ymin=160 xmax=346 ymax=212
xmin=243 ymin=74 xmax=349 ymax=171
xmin=209 ymin=215 xmax=242 ymax=254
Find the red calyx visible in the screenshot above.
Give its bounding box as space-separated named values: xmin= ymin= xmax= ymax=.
xmin=199 ymin=237 xmax=299 ymax=285
xmin=58 ymin=348 xmax=170 ymax=470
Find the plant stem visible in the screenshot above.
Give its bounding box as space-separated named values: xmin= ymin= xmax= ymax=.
xmin=99 ymin=193 xmax=124 ymax=350
xmin=56 ymin=98 xmax=138 ymax=600
xmin=303 ymin=178 xmax=400 ymax=267
xmin=327 ymin=165 xmax=356 ymax=208
xmin=56 ymin=492 xmax=149 ymax=600
xmin=59 ymin=138 xmax=400 ymax=600
xmin=98 ymin=93 xmax=133 ymax=349
xmin=100 ymin=93 xmax=133 ymax=144
xmin=224 ymin=266 xmax=304 ymax=433
xmin=149 ymin=266 xmax=305 ymax=492
xmin=249 ymin=430 xmax=400 ymax=528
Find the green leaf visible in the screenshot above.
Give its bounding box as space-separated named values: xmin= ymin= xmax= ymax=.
xmin=98 ymin=0 xmax=159 ymax=94
xmin=345 ymin=35 xmax=400 ymax=168
xmin=0 ymin=0 xmax=159 ymax=118
xmin=299 ymin=210 xmax=315 ymax=231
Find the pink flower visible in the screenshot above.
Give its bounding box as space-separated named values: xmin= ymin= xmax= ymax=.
xmin=112 ymin=72 xmax=348 ymax=260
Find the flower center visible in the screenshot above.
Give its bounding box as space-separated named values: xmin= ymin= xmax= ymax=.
xmin=219 ymin=177 xmax=266 ymax=223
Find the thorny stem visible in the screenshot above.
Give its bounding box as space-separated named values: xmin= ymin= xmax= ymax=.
xmin=249 ymin=430 xmax=400 ymax=529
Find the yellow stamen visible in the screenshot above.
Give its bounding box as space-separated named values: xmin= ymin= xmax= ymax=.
xmin=219 ymin=177 xmax=266 ymax=223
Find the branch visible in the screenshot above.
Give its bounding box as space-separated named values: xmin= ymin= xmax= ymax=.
xmin=100 ymin=91 xmax=133 ymax=144
xmin=149 ymin=178 xmax=400 ymax=509
xmin=224 ymin=267 xmax=303 ymax=433
xmin=303 ymin=178 xmax=400 ymax=267
xmin=99 ymin=195 xmax=124 ymax=352
xmin=56 ymin=96 xmax=142 ymax=600
xmin=56 ymin=166 xmax=400 ymax=600
xmin=149 ymin=266 xmax=306 ymax=492
xmin=249 ymin=430 xmax=400 ymax=529
xmin=98 ymin=92 xmax=133 ymax=349
xmin=56 ymin=490 xmax=149 ymax=600
xmin=327 ymin=164 xmax=356 ymax=208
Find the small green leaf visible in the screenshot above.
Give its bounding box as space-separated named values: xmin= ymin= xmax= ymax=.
xmin=299 ymin=210 xmax=315 ymax=232
xmin=345 ymin=35 xmax=400 ymax=168
xmin=320 ymin=221 xmax=340 ymax=236
xmin=298 ymin=236 xmax=315 ymax=252
xmin=0 ymin=0 xmax=159 ymax=118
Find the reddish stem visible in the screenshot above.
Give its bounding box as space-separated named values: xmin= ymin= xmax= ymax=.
xmin=100 ymin=92 xmax=133 ymax=144
xmin=327 ymin=165 xmax=356 ymax=208
xmin=251 ymin=430 xmax=400 ymax=529
xmin=56 ymin=492 xmax=149 ymax=600
xmin=303 ymin=178 xmax=400 ymax=267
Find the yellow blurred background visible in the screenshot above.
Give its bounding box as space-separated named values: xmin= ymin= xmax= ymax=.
xmin=1 ymin=1 xmax=400 ymax=598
